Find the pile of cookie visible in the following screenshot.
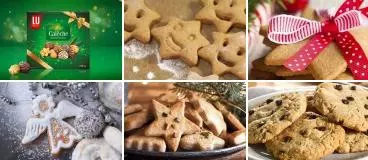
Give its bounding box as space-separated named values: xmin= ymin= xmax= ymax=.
xmin=124 ymin=0 xmax=246 ymax=79
xmin=249 ymin=82 xmax=368 ymax=159
xmin=21 ymin=94 xmax=122 ymax=159
xmin=250 ymin=8 xmax=363 ymax=80
xmin=125 ymin=91 xmax=246 ymax=152
xmin=40 ymin=42 xmax=79 ymax=60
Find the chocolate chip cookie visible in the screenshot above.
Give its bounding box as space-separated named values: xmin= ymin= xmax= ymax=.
xmin=248 ymin=93 xmax=307 ymax=144
xmin=266 ymin=112 xmax=345 ymax=160
xmin=336 ymin=130 xmax=368 ymax=153
xmin=314 ymin=83 xmax=368 ymax=131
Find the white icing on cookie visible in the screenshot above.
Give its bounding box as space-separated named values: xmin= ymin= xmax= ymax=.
xmin=22 ymin=95 xmax=83 ymax=155
xmin=72 ymin=138 xmax=121 ymax=160
xmin=103 ymin=126 xmax=122 ymax=153
xmin=31 ymin=94 xmax=55 ymax=117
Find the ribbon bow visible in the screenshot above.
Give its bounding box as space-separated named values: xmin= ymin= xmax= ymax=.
xmin=268 ymin=0 xmax=368 ymax=80
xmin=63 ymin=11 xmax=90 ymax=29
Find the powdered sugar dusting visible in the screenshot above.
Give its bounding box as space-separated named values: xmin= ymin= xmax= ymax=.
xmin=125 ymin=39 xmax=190 ymax=79
xmin=0 ymin=83 xmax=69 ymax=159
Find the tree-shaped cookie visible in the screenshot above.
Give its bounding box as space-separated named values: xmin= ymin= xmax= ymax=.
xmin=195 ymin=0 xmax=246 ymax=32
xmin=124 ymin=0 xmax=160 ymax=43
xmin=145 ymin=100 xmax=200 ymax=151
xmin=198 ymin=32 xmax=246 ymax=79
xmin=152 ymin=18 xmax=210 ymax=66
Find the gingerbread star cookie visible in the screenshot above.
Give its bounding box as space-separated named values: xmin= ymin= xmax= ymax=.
xmin=124 ymin=0 xmax=160 ymax=43
xmin=193 ymin=98 xmax=227 ymax=136
xmin=145 ymin=99 xmax=200 ymax=151
xmin=180 ymin=130 xmax=225 ymax=151
xmin=198 ymin=32 xmax=246 ymax=79
xmin=195 ymin=0 xmax=246 ymax=32
xmin=22 ymin=95 xmax=83 ymax=155
xmin=151 ymin=18 xmax=210 ymax=66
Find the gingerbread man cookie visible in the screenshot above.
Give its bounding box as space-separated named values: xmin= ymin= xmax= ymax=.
xmin=195 ymin=0 xmax=246 ymax=32
xmin=198 ymin=32 xmax=246 ymax=79
xmin=151 ymin=18 xmax=210 ymax=66
xmin=145 ymin=100 xmax=200 ymax=151
xmin=124 ymin=0 xmax=160 ymax=43
xmin=22 ymin=95 xmax=83 ymax=155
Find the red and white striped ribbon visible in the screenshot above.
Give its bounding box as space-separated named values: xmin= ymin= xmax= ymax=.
xmin=268 ymin=10 xmax=362 ymax=44
xmin=267 ymin=0 xmax=368 ymax=80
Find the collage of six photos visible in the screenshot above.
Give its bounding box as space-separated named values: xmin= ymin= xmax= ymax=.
xmin=0 ymin=0 xmax=367 ymax=160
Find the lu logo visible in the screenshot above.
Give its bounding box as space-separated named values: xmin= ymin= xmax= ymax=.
xmin=31 ymin=14 xmax=42 ymax=30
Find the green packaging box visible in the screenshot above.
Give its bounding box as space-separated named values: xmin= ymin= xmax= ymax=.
xmin=27 ymin=12 xmax=89 ymax=69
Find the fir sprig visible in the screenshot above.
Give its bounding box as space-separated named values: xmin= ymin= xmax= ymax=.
xmin=173 ymin=82 xmax=246 ymax=109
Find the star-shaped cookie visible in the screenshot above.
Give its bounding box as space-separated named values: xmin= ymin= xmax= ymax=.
xmin=195 ymin=0 xmax=246 ymax=32
xmin=198 ymin=32 xmax=246 ymax=79
xmin=145 ymin=99 xmax=200 ymax=151
xmin=124 ymin=0 xmax=160 ymax=43
xmin=151 ymin=18 xmax=210 ymax=66
xmin=180 ymin=130 xmax=225 ymax=151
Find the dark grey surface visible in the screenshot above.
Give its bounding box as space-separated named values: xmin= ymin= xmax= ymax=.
xmin=125 ymin=143 xmax=246 ymax=160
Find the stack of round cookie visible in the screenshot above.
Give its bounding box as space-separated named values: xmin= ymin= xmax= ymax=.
xmin=249 ymin=82 xmax=368 ymax=160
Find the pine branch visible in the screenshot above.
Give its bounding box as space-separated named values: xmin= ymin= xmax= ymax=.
xmin=173 ymin=82 xmax=246 ymax=109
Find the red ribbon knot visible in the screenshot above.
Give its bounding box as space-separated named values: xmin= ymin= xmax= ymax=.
xmin=268 ymin=0 xmax=368 ymax=80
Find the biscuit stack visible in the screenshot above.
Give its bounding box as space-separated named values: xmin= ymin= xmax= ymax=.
xmin=248 ymin=82 xmax=368 ymax=160
xmin=250 ymin=7 xmax=364 ymax=80
xmin=124 ymin=91 xmax=246 ymax=152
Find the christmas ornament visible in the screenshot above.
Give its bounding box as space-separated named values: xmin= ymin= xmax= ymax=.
xmin=268 ymin=0 xmax=368 ymax=80
xmin=74 ymin=110 xmax=105 ymax=138
xmin=98 ymin=82 xmax=122 ymax=111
